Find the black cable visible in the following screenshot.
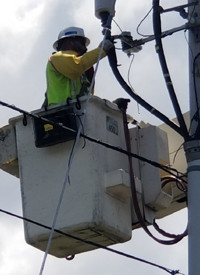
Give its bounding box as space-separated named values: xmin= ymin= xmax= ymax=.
xmin=192 ymin=52 xmax=200 ymax=138
xmin=84 ymin=130 xmax=186 ymax=181
xmin=0 ymin=99 xmax=186 ymax=181
xmin=120 ymin=105 xmax=187 ymax=246
xmin=161 ymin=175 xmax=187 ymax=193
xmin=0 ymin=208 xmax=183 ymax=275
xmin=153 ymin=219 xmax=188 ymax=240
xmin=160 ymin=2 xmax=198 ymax=14
xmin=107 ymin=47 xmax=188 ymax=138
xmin=152 ymin=0 xmax=189 ymax=141
xmin=101 ymin=5 xmax=188 ymax=140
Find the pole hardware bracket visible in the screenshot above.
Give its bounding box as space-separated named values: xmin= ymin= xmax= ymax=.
xmin=184 ymin=140 xmax=200 ymax=161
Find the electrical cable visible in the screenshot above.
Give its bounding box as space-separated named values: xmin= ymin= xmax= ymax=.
xmin=136 ymin=7 xmax=153 ymax=37
xmin=119 ymin=103 xmax=187 ymax=246
xmin=84 ymin=129 xmax=186 ymax=181
xmin=134 ymin=23 xmax=196 ymax=48
xmin=152 ymin=0 xmax=189 ymax=142
xmin=99 ymin=9 xmax=191 ymax=139
xmin=38 ymin=26 xmax=111 ymax=275
xmin=113 ymin=18 xmax=123 ymax=32
xmin=161 ymin=175 xmax=188 ymax=193
xmin=107 ymin=46 xmax=187 ymax=138
xmin=160 ymin=2 xmax=198 ymax=15
xmin=192 ymin=52 xmax=200 ymax=138
xmin=136 ymin=2 xmax=194 ymax=37
xmin=153 ymin=219 xmax=187 ymax=240
xmin=0 ymin=208 xmax=184 ymax=275
xmin=183 ymin=20 xmax=195 ymax=136
xmin=127 ymin=54 xmax=140 ymax=114
xmin=127 ymin=54 xmax=136 ymax=91
xmin=172 ymin=142 xmax=185 ymax=167
xmin=0 ymin=99 xmax=186 ymax=182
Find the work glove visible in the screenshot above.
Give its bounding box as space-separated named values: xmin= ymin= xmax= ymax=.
xmin=99 ymin=39 xmax=114 ymax=53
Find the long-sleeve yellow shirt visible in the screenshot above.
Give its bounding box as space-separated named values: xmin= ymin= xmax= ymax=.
xmin=46 ymin=47 xmax=106 ymax=105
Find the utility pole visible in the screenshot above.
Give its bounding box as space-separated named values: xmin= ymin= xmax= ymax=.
xmin=184 ymin=1 xmax=200 ymax=274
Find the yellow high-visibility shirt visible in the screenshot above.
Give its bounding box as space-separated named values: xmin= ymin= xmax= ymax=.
xmin=46 ymin=47 xmax=106 ymax=105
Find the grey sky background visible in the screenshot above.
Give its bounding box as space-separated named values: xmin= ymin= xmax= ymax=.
xmin=0 ymin=0 xmax=189 ymax=274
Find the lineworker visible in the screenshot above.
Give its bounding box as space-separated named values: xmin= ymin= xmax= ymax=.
xmin=43 ymin=26 xmax=114 ymax=107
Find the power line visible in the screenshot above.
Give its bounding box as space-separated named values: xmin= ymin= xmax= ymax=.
xmin=136 ymin=7 xmax=153 ymax=37
xmin=0 ymin=99 xmax=187 ymax=181
xmin=152 ymin=0 xmax=189 ymax=141
xmin=107 ymin=45 xmax=188 ymax=138
xmin=84 ymin=129 xmax=186 ymax=180
xmin=119 ymin=105 xmax=187 ymax=246
xmin=0 ymin=208 xmax=184 ymax=275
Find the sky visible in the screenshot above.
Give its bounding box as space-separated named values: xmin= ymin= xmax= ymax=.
xmin=0 ymin=0 xmax=190 ymax=274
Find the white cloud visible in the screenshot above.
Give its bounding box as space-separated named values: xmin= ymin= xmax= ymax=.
xmin=0 ymin=1 xmax=45 ymax=72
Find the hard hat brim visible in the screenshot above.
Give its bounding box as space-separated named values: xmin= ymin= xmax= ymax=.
xmin=53 ymin=35 xmax=90 ymax=50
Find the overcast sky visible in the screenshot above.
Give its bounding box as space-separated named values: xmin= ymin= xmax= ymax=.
xmin=0 ymin=0 xmax=189 ymax=274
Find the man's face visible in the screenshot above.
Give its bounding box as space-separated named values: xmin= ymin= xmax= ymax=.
xmin=72 ymin=37 xmax=87 ymax=55
xmin=57 ymin=36 xmax=87 ymax=55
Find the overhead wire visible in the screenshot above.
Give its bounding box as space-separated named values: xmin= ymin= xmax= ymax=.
xmin=127 ymin=54 xmax=141 ymax=114
xmin=183 ymin=26 xmax=195 ymax=136
xmin=172 ymin=142 xmax=184 ymax=164
xmin=113 ymin=18 xmax=123 ymax=32
xmin=0 ymin=99 xmax=187 ymax=182
xmin=192 ymin=52 xmax=200 ymax=138
xmin=160 ymin=1 xmax=198 ymax=15
xmin=119 ymin=104 xmax=187 ymax=246
xmin=107 ymin=46 xmax=188 ymax=137
xmin=161 ymin=175 xmax=187 ymax=194
xmin=113 ymin=15 xmax=188 ymax=181
xmin=113 ymin=2 xmax=199 ymax=142
xmin=0 ymin=208 xmax=185 ymax=275
xmin=136 ymin=22 xmax=198 ymax=48
xmin=136 ymin=7 xmax=153 ymax=37
xmin=127 ymin=54 xmax=136 ymax=93
xmin=103 ymin=6 xmax=191 ymax=139
xmin=157 ymin=0 xmax=200 ymax=139
xmin=152 ymin=0 xmax=189 ymax=142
